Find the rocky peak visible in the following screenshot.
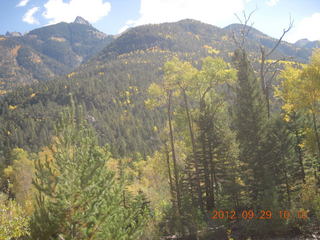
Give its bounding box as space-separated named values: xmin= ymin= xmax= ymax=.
xmin=6 ymin=31 xmax=22 ymax=37
xmin=74 ymin=16 xmax=91 ymax=26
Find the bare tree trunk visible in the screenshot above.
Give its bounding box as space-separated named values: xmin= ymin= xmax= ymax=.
xmin=311 ymin=111 xmax=320 ymax=184
xmin=187 ymin=166 xmax=196 ymax=207
xmin=260 ymin=47 xmax=271 ymax=119
xmin=167 ymin=91 xmax=183 ymax=217
xmin=182 ymin=89 xmax=204 ymax=213
xmin=209 ymin=142 xmax=217 ymax=207
xmin=284 ymin=167 xmax=291 ymax=208
xmin=265 ymin=84 xmax=270 ymax=119
xmin=165 ymin=143 xmax=175 ymax=202
xmin=294 ymin=129 xmax=306 ymax=184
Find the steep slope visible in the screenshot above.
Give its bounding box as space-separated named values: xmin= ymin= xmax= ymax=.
xmin=0 ymin=36 xmax=68 ymax=92
xmin=78 ymin=19 xmax=311 ymax=91
xmin=93 ymin=20 xmax=311 ymax=64
xmin=0 ymin=19 xmax=314 ymax=160
xmin=0 ymin=17 xmax=114 ymax=94
xmin=23 ymin=18 xmax=113 ymax=67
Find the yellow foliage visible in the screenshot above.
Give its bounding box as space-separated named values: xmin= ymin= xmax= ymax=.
xmin=281 ymin=103 xmax=294 ymax=114
xmin=148 ymin=83 xmax=164 ymax=99
xmin=283 ymin=114 xmax=291 ymax=122
xmin=9 ymin=105 xmax=17 ymax=110
xmin=0 ymin=200 xmax=30 ymax=239
xmin=67 ymin=72 xmax=76 ymax=78
xmin=37 ymin=147 xmax=59 ymax=182
xmin=127 ymin=184 xmax=141 ymax=194
xmin=265 ymin=59 xmax=306 ymax=68
xmin=276 ymin=49 xmax=320 ymax=158
xmin=98 ymin=72 xmax=105 ymax=76
xmin=0 ymin=37 xmax=6 ymax=41
xmin=222 ymin=35 xmax=229 ymax=41
xmin=3 ymin=166 xmax=13 ymax=179
xmin=4 ymin=148 xmax=35 ymax=215
xmin=137 ymin=152 xmax=171 ymax=220
xmin=202 ymin=45 xmax=220 ymax=55
xmin=298 ymin=178 xmax=320 ymax=218
xmin=38 ymin=147 xmax=55 ymax=163
xmin=105 ymin=158 xmax=118 ymax=173
xmin=128 ymin=86 xmax=138 ymax=92
xmin=30 ymin=93 xmax=36 ymax=98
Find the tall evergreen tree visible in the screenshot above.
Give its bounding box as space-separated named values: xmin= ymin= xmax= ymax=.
xmin=31 ymin=104 xmax=149 ymax=240
xmin=233 ymin=49 xmax=271 ymax=207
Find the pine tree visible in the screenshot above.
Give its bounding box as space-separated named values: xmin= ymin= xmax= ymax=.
xmin=30 ymin=104 xmax=149 ymax=240
xmin=233 ymin=49 xmax=270 ymax=207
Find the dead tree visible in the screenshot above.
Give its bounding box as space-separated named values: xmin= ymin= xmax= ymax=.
xmin=259 ymin=16 xmax=293 ymax=117
xmin=232 ymin=10 xmax=293 ymax=118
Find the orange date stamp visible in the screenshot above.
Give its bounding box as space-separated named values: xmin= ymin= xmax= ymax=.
xmin=211 ymin=210 xmax=309 ymax=220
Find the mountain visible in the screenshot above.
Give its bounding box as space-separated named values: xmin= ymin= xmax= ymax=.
xmin=74 ymin=16 xmax=92 ymax=26
xmin=0 ymin=19 xmax=315 ymax=158
xmin=5 ymin=32 xmax=22 ymax=37
xmin=295 ymin=38 xmax=320 ymax=49
xmin=93 ymin=20 xmax=310 ymax=65
xmin=78 ymin=19 xmax=311 ymax=93
xmin=0 ymin=19 xmax=313 ymax=95
xmin=0 ymin=17 xmax=114 ymax=94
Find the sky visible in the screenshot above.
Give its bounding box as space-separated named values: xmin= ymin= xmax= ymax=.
xmin=0 ymin=0 xmax=319 ymax=43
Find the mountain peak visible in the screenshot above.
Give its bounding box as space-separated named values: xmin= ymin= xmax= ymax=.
xmin=295 ymin=38 xmax=320 ymax=49
xmin=74 ymin=16 xmax=91 ymax=26
xmin=5 ymin=31 xmax=22 ymax=37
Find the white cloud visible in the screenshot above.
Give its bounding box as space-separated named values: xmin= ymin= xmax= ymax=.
xmin=23 ymin=7 xmax=40 ymax=24
xmin=266 ymin=0 xmax=279 ymax=7
xmin=17 ymin=0 xmax=30 ymax=7
xmin=286 ymin=13 xmax=320 ymax=43
xmin=42 ymin=0 xmax=111 ymax=24
xmin=119 ymin=0 xmax=246 ymax=33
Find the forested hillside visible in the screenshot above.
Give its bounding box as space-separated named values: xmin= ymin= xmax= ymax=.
xmin=0 ymin=19 xmax=319 ymax=239
xmin=0 ymin=19 xmax=313 ymax=159
xmin=0 ymin=17 xmax=113 ymax=93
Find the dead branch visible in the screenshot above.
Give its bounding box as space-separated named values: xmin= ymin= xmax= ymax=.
xmin=265 ymin=16 xmax=294 ymax=58
xmin=232 ymin=8 xmax=257 ymax=50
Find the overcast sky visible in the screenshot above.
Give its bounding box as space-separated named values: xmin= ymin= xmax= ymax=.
xmin=1 ymin=0 xmax=319 ymax=43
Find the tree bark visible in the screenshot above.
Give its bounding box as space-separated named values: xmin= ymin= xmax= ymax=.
xmin=182 ymin=89 xmax=204 ymax=213
xmin=165 ymin=143 xmax=175 ymax=203
xmin=167 ymin=91 xmax=183 ymax=216
xmin=311 ymin=111 xmax=320 ymax=184
xmin=294 ymin=129 xmax=306 ymax=184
